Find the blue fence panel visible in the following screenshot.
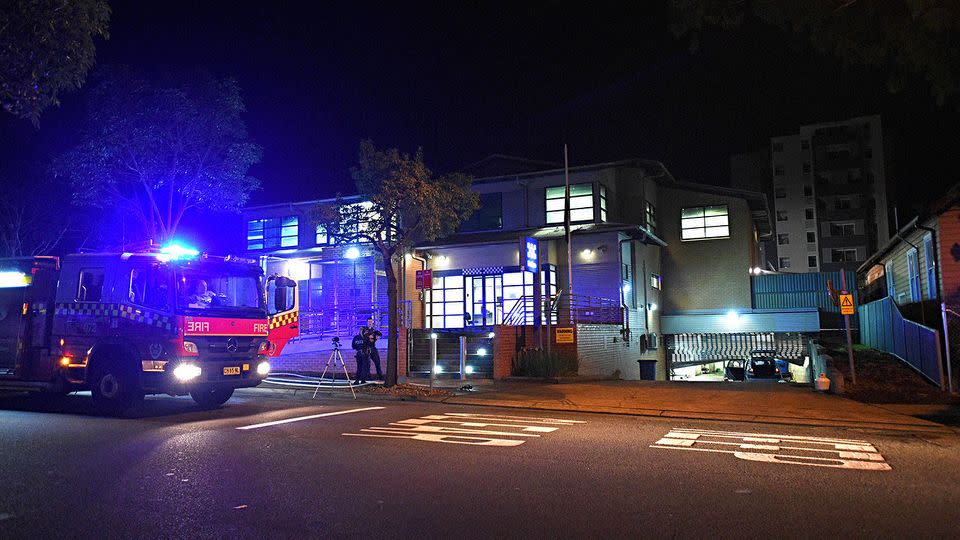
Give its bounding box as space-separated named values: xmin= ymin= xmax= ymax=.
xmin=857 ymin=297 xmax=943 ymax=387
xmin=752 ymin=271 xmax=857 ymax=313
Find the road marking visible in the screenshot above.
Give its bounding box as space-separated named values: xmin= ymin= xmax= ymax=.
xmin=343 ymin=412 xmax=584 ymax=446
xmin=650 ymin=428 xmax=891 ymax=471
xmin=236 ymin=406 xmax=385 ymax=430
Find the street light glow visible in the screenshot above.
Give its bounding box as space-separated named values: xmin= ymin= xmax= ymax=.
xmin=344 ymin=246 xmax=361 ymax=259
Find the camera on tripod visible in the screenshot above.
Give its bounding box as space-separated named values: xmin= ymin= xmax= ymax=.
xmin=331 ymin=336 xmax=341 ymax=348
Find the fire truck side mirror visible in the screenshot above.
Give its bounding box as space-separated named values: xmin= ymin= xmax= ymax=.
xmin=266 ymin=275 xmax=297 ymax=315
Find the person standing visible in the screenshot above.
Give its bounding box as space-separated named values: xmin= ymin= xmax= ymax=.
xmin=352 ymin=332 xmax=370 ymax=385
xmin=360 ymin=317 xmax=383 ymax=381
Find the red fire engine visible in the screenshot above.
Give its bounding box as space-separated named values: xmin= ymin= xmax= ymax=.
xmin=0 ymin=245 xmax=297 ymax=414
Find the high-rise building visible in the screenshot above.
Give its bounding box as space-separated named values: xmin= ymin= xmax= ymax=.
xmin=768 ymin=115 xmax=890 ymax=273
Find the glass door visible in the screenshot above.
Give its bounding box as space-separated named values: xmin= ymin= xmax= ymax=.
xmin=465 ymin=274 xmax=502 ymax=327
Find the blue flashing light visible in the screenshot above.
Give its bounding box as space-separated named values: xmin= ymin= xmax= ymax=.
xmin=159 ymin=243 xmax=200 ymax=261
xmin=344 ymin=246 xmax=361 ymax=260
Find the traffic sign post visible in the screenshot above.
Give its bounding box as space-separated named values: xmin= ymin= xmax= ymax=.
xmin=840 ymin=271 xmax=856 ymax=385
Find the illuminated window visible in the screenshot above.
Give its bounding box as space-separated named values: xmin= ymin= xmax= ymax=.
xmin=425 ymin=275 xmax=465 ymax=329
xmin=650 ymin=274 xmax=662 ymax=290
xmin=77 ymin=268 xmax=105 ymax=302
xmin=316 ymin=224 xmax=328 ymax=245
xmin=644 ymin=201 xmax=656 ymax=232
xmin=599 ymin=184 xmax=607 ymax=222
xmin=247 ymin=216 xmax=298 ymax=250
xmin=546 ymin=183 xmax=594 ymax=224
xmin=681 ymin=205 xmax=729 ymax=241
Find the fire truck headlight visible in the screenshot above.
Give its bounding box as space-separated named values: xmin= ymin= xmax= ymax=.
xmin=256 ymin=361 xmax=271 ymax=376
xmin=173 ymin=364 xmax=202 ymax=381
xmin=182 ymin=341 xmax=199 ymax=355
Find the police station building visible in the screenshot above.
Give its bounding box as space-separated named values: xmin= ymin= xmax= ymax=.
xmin=242 ymin=156 xmax=819 ymax=381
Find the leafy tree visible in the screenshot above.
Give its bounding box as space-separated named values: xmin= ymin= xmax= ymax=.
xmin=54 ymin=67 xmax=262 ymax=243
xmin=0 ymin=0 xmax=111 ymax=124
xmin=317 ymin=141 xmax=479 ymax=387
xmin=669 ymin=0 xmax=960 ymax=106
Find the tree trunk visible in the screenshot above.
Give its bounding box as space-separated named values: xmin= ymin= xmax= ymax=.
xmin=382 ymin=250 xmax=400 ymax=387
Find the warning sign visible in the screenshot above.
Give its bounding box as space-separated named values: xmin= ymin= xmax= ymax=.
xmin=555 ymin=327 xmax=575 ymax=344
xmin=839 ymin=293 xmax=855 ymax=315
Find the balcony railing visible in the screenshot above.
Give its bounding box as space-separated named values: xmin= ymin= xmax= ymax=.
xmin=503 ymin=291 xmax=623 ymax=326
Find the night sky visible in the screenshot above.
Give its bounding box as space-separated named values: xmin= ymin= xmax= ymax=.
xmin=1 ymin=1 xmax=958 ymax=250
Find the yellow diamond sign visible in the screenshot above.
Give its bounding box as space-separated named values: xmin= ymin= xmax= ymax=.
xmin=839 ymin=293 xmax=855 ymax=315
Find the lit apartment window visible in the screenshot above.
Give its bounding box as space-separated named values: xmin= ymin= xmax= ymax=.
xmin=247 ymin=216 xmax=298 ymax=250
xmin=681 ymin=205 xmax=729 ymax=241
xmin=774 ymin=165 xmax=785 ymax=176
xmin=650 ymin=274 xmax=662 ymax=290
xmin=806 ymin=231 xmax=816 ymax=243
xmin=802 ymin=162 xmax=811 ymax=174
xmin=801 ymin=139 xmax=810 ymax=150
xmin=777 ymin=233 xmax=789 ymax=245
xmin=546 ymin=183 xmax=594 ymax=224
xmin=644 ymin=201 xmax=657 ymax=232
xmin=779 ymin=257 xmax=791 ymax=269
xmin=599 ymin=184 xmax=608 ymax=222
xmin=775 ymin=188 xmax=786 ymax=199
xmin=776 ymin=211 xmax=788 ymax=222
xmin=808 ymin=256 xmax=817 ymax=268
xmin=831 ymin=248 xmax=858 ymax=263
xmin=316 ymin=224 xmax=328 ymax=245
xmin=805 ymin=208 xmax=815 ymax=220
xmin=803 ymin=185 xmax=813 ymax=196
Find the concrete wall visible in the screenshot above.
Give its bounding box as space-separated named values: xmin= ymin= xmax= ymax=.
xmin=658 ymin=187 xmax=754 ymax=312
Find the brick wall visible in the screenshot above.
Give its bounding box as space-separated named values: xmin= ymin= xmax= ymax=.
xmin=492 ymin=326 xmax=519 ymax=379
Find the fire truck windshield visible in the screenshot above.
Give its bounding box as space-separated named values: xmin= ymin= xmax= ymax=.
xmin=175 ymin=267 xmax=263 ymax=315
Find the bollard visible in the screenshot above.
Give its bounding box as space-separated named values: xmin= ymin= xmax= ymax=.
xmin=429 ymin=333 xmax=438 ymax=390
xmin=459 ymin=335 xmax=467 ymax=381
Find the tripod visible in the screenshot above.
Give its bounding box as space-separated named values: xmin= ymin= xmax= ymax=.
xmin=314 ymin=339 xmax=356 ymax=399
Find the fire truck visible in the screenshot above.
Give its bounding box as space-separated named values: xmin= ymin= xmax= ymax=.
xmin=0 ymin=245 xmax=298 ymax=414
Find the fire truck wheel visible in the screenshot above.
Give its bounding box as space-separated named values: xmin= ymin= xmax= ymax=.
xmin=90 ymin=363 xmax=143 ymax=416
xmin=190 ymin=387 xmax=234 ymax=409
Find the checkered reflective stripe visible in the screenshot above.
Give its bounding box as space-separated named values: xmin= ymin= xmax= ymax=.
xmin=463 ymin=266 xmax=504 ymax=276
xmin=54 ymin=303 xmax=174 ymax=331
xmin=269 ymin=310 xmax=299 ymax=330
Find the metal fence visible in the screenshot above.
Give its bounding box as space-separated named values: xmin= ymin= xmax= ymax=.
xmin=503 ymin=292 xmax=622 ymax=326
xmin=408 ymin=329 xmax=494 ymax=378
xmin=858 ymin=296 xmax=944 ymax=388
xmin=752 ymin=271 xmax=857 ymax=313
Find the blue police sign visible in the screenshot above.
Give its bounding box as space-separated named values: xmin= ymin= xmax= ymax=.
xmin=523 ymin=236 xmax=539 ymax=273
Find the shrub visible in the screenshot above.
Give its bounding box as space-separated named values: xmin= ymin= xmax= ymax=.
xmin=513 ymin=348 xmax=580 ymax=377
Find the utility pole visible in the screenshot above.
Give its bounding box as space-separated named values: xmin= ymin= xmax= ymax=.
xmin=564 ymin=145 xmax=572 ymax=301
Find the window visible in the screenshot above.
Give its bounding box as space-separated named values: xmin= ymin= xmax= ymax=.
xmin=803 ymin=185 xmax=813 ymax=196
xmin=779 ymin=257 xmax=791 ymax=269
xmin=425 ymin=275 xmax=466 ymax=329
xmin=776 ymin=211 xmax=788 ymax=222
xmin=831 ymin=249 xmax=858 ymax=263
xmin=546 ymin=183 xmax=594 ymax=224
xmin=805 ymin=208 xmax=815 ymax=220
xmin=316 ymin=224 xmax=328 ymax=245
xmin=777 ymin=233 xmax=789 ymax=245
xmin=681 ymin=205 xmax=729 ymax=241
xmin=808 ymin=256 xmax=817 ymax=268
xmin=772 ymin=141 xmax=784 ymax=152
xmin=802 ymin=162 xmax=811 ymax=174
xmin=644 ymin=201 xmax=656 ymax=232
xmin=907 ymin=249 xmax=921 ymax=302
xmin=460 ymin=192 xmax=503 ymax=232
xmin=827 ymin=148 xmax=851 ymax=161
xmin=247 ymin=216 xmax=298 ymax=250
xmin=885 ymin=261 xmax=895 ymax=297
xmin=129 ymin=267 xmax=169 ymax=310
xmin=176 ymin=268 xmax=263 ymax=312
xmin=774 ymin=165 xmax=785 ymax=176
xmin=775 ymin=188 xmax=786 ymax=199
xmin=924 ymin=234 xmax=937 ymax=299
xmin=835 ymin=198 xmax=852 ymax=210
xmin=801 ymin=139 xmax=810 ymax=150
xmin=599 ymin=185 xmax=608 ymax=222
xmin=650 ymin=274 xmax=662 ymax=290
xmin=77 ymin=269 xmax=105 ymax=302
xmin=830 ymin=223 xmax=856 ymax=237
xmin=806 ymin=231 xmax=816 ymax=243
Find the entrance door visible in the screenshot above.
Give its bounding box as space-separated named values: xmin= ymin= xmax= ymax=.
xmin=465 ymin=274 xmax=502 ymax=327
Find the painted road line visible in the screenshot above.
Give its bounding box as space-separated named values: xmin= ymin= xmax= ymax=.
xmin=344 ymin=412 xmax=585 ymax=446
xmin=236 ymin=406 xmax=385 ymax=430
xmin=650 ymin=427 xmax=891 ymax=471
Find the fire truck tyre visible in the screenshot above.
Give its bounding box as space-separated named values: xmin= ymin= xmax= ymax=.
xmin=90 ymin=364 xmax=143 ymax=415
xmin=190 ymin=387 xmax=234 ymax=409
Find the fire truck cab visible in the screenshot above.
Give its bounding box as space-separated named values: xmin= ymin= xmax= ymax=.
xmin=0 ymin=247 xmax=287 ymax=414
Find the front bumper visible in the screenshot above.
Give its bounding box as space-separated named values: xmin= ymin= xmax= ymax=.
xmin=141 ymin=356 xmax=270 ymax=396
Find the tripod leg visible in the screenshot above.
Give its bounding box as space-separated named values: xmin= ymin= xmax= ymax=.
xmin=337 ymin=350 xmax=357 ymax=399
xmin=314 ymin=350 xmax=337 ymax=399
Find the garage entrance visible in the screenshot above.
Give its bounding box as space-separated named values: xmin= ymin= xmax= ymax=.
xmin=664 ymin=332 xmax=809 ymax=382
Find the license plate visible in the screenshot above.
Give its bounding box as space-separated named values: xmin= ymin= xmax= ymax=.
xmin=223 ymin=366 xmax=241 ymax=376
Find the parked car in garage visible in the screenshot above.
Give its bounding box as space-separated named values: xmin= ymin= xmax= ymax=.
xmin=745 ymin=356 xmax=781 ymax=381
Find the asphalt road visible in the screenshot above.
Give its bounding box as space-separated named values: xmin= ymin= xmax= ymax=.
xmin=1 ymin=388 xmax=959 ymax=539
